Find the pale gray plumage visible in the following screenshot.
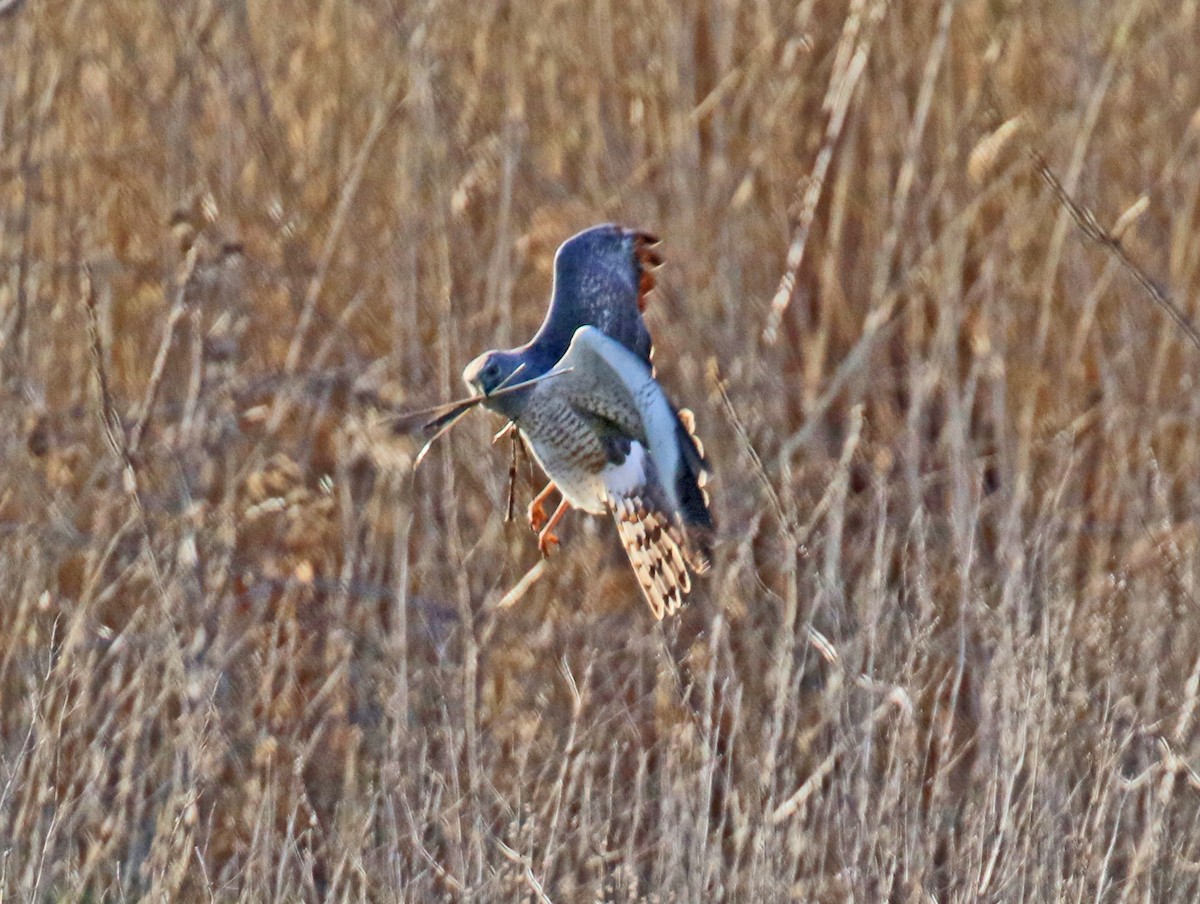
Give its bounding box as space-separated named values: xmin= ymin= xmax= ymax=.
xmin=464 ymin=325 xmax=713 ymax=618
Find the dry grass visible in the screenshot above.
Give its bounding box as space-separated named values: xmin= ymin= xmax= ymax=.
xmin=3 ymin=0 xmax=1200 ymax=900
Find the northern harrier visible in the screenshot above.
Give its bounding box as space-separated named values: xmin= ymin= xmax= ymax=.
xmin=467 ymin=224 xmax=663 ymax=538
xmin=463 ymin=225 xmax=714 ymax=618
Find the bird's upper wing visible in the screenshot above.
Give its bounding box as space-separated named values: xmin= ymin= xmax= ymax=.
xmin=554 ymin=325 xmax=658 ymax=449
xmin=528 ymin=225 xmax=660 ymax=366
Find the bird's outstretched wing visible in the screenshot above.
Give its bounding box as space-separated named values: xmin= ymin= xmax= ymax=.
xmin=525 ymin=225 xmax=661 ymax=370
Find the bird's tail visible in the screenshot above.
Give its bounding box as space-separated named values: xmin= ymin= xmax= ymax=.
xmin=610 ymin=493 xmax=693 ymax=620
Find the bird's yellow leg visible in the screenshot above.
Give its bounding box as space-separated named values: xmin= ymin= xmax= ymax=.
xmin=527 ymin=481 xmax=557 ymax=532
xmin=537 ymin=498 xmax=571 ymax=557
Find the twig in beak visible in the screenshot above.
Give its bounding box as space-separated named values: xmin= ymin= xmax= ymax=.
xmin=386 ymin=367 xmax=573 ymax=468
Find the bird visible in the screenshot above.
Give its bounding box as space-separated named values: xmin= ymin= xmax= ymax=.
xmin=462 ymin=228 xmax=715 ymax=617
xmin=396 ymin=223 xmax=714 ymax=616
xmin=467 ymin=224 xmax=666 ymax=543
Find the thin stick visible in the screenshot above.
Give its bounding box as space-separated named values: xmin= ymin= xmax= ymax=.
xmin=389 ymin=367 xmax=573 ymax=471
xmin=266 ymin=77 xmax=404 ymax=435
xmin=82 ymin=267 xmax=194 ymax=726
xmin=82 ymin=268 xmax=168 ymax=596
xmin=84 ymin=268 xmax=128 ymax=466
xmin=493 ymin=360 xmax=528 ymax=392
xmin=129 ymin=245 xmax=198 ymax=454
xmin=388 ymin=366 xmax=573 ymax=435
xmin=762 ymin=0 xmax=890 ymax=343
xmin=1029 ymin=148 xmax=1200 ymax=354
xmin=505 ymin=427 xmax=519 ymax=522
xmin=411 ymin=368 xmax=571 ymax=467
xmin=711 ymin=361 xmax=794 ymax=539
xmin=491 ymin=560 xmax=547 ymax=611
xmin=494 ymin=838 xmax=554 ymax=904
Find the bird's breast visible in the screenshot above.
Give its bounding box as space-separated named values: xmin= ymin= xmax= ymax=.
xmin=518 ymin=396 xmax=610 ymax=514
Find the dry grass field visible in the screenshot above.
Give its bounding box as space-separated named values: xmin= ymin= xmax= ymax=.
xmin=3 ymin=0 xmax=1200 ymax=900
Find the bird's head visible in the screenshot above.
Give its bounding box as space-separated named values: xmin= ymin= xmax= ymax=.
xmin=462 ymin=348 xmax=530 ymax=417
xmin=462 ymin=348 xmax=524 ymax=396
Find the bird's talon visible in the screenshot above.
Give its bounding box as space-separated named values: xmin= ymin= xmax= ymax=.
xmin=538 ymin=531 xmax=560 ymax=557
xmin=528 ymin=499 xmax=549 ymax=532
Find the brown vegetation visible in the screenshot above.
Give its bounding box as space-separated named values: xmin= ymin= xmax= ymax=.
xmin=2 ymin=1 xmax=1200 ymax=900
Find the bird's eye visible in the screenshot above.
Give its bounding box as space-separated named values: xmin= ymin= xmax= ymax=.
xmin=484 ymin=363 xmax=500 ymax=379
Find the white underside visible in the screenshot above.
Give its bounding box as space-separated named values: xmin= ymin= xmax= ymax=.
xmin=602 ymin=441 xmax=649 ymax=499
xmin=523 ymin=433 xmax=650 ymax=516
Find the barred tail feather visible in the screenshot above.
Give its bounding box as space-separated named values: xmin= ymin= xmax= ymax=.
xmin=610 ymin=494 xmax=692 ymax=619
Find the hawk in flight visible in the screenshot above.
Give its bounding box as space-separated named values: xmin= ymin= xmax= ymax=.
xmin=463 ymin=225 xmax=714 ymax=618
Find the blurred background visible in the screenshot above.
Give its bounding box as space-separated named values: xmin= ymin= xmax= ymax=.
xmin=2 ymin=0 xmax=1200 ymax=900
